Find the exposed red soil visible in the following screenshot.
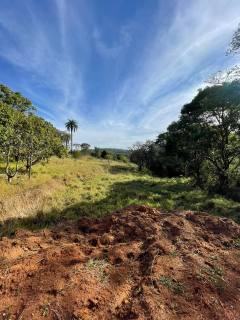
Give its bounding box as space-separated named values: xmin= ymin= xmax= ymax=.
xmin=0 ymin=205 xmax=239 ymax=320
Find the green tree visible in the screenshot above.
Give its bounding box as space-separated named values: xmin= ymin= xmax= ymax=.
xmin=24 ymin=115 xmax=63 ymax=178
xmin=0 ymin=84 xmax=65 ymax=182
xmin=130 ymin=141 xmax=153 ymax=171
xmin=0 ymin=102 xmax=27 ymax=182
xmin=176 ymin=82 xmax=240 ymax=193
xmin=101 ymin=150 xmax=108 ymax=159
xmin=65 ymin=119 xmax=78 ymax=153
xmin=0 ymin=84 xmax=35 ymax=112
xmin=92 ymin=147 xmax=101 ymax=158
xmin=130 ymin=82 xmax=240 ymax=195
xmin=60 ymin=131 xmax=71 ymax=149
xmin=80 ymin=143 xmax=90 ymax=151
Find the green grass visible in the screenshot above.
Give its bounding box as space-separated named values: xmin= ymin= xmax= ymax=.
xmin=0 ymin=156 xmax=239 ymax=236
xmin=159 ymin=276 xmax=185 ymax=294
xmin=196 ymin=265 xmax=225 ymax=291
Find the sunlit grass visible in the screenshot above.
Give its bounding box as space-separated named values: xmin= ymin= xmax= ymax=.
xmin=0 ymin=156 xmax=239 ymax=235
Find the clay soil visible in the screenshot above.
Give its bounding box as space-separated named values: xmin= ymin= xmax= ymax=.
xmin=0 ymin=205 xmax=239 ymax=320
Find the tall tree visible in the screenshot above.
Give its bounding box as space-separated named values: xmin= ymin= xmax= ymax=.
xmin=65 ymin=119 xmax=78 ymax=153
xmin=177 ymin=82 xmax=240 ymax=193
xmin=24 ymin=115 xmax=63 ymax=178
xmin=130 ymin=82 xmax=240 ymax=194
xmin=0 ymin=84 xmax=65 ymax=182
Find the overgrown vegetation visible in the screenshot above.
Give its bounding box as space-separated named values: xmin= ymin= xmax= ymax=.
xmin=0 ymin=157 xmax=239 ymax=236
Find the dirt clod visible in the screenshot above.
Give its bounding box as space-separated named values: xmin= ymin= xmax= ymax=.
xmin=0 ymin=205 xmax=239 ymax=319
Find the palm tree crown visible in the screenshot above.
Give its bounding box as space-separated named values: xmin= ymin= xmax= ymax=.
xmin=65 ymin=119 xmax=78 ymax=152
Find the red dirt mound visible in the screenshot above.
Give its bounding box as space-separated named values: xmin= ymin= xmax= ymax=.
xmin=0 ymin=205 xmax=239 ymax=320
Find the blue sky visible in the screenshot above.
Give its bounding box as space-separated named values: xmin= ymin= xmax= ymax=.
xmin=0 ymin=0 xmax=240 ymax=148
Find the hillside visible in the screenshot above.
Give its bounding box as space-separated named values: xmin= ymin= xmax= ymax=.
xmin=0 ymin=158 xmax=240 ymax=319
xmin=0 ymin=157 xmax=239 ymax=235
xmin=0 ymin=205 xmax=239 ymax=319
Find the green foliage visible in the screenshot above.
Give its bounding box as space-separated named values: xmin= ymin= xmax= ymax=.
xmin=129 ymin=141 xmax=152 ymax=171
xmin=80 ymin=143 xmax=90 ymax=150
xmin=116 ymin=154 xmax=128 ymax=162
xmin=59 ymin=131 xmax=71 ymax=149
xmin=0 ymin=157 xmax=239 ymax=236
xmin=130 ymin=82 xmax=240 ymax=196
xmin=0 ymin=84 xmax=64 ymax=182
xmin=71 ymin=150 xmax=89 ymax=159
xmin=197 ymin=265 xmax=225 ymax=291
xmin=159 ymin=276 xmax=185 ymax=294
xmin=65 ymin=119 xmax=78 ymax=153
xmin=99 ymin=150 xmax=115 ymax=160
xmin=92 ymin=148 xmax=129 ymax=162
xmin=0 ymin=84 xmax=35 ymax=112
xmin=101 ymin=150 xmax=108 ymax=159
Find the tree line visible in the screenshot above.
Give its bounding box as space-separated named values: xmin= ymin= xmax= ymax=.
xmin=0 ymin=84 xmax=66 ymax=182
xmin=130 ymin=81 xmax=240 ymax=195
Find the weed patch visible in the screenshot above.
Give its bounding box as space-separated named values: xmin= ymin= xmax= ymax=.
xmin=86 ymin=258 xmax=109 ymax=283
xmin=159 ymin=276 xmax=185 ymax=294
xmin=197 ymin=265 xmax=225 ymax=291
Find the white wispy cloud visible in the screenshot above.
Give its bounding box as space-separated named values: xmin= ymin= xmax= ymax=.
xmin=0 ymin=0 xmax=89 ymax=124
xmin=93 ymin=26 xmax=132 ymax=59
xmin=95 ymin=0 xmax=240 ymax=147
xmin=0 ymin=0 xmax=240 ymax=148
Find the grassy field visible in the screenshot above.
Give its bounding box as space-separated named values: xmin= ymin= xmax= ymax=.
xmin=0 ymin=156 xmax=239 ymax=235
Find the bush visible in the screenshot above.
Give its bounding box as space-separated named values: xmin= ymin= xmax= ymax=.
xmin=116 ymin=154 xmax=128 ymax=163
xmin=71 ymin=150 xmax=83 ymax=159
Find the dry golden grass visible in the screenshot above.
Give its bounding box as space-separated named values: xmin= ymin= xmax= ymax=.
xmin=0 ymin=156 xmax=108 ymax=220
xmin=0 ymin=156 xmax=239 ymax=234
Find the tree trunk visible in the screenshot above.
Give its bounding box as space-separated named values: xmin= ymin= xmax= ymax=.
xmin=218 ymin=173 xmax=229 ymax=194
xmin=5 ymin=148 xmax=20 ymax=183
xmin=27 ymin=157 xmax=32 ymax=179
xmin=28 ymin=166 xmax=32 ymax=179
xmin=26 ymin=156 xmax=31 ymax=179
xmin=71 ymin=129 xmax=73 ymax=153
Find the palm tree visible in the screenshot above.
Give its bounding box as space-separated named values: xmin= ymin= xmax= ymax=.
xmin=65 ymin=119 xmax=78 ymax=152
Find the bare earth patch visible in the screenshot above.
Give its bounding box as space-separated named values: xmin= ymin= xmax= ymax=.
xmin=0 ymin=205 xmax=239 ymax=319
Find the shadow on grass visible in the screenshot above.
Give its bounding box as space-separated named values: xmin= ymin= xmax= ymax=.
xmin=1 ymin=178 xmax=240 ymax=237
xmin=108 ymin=164 xmax=138 ymax=175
